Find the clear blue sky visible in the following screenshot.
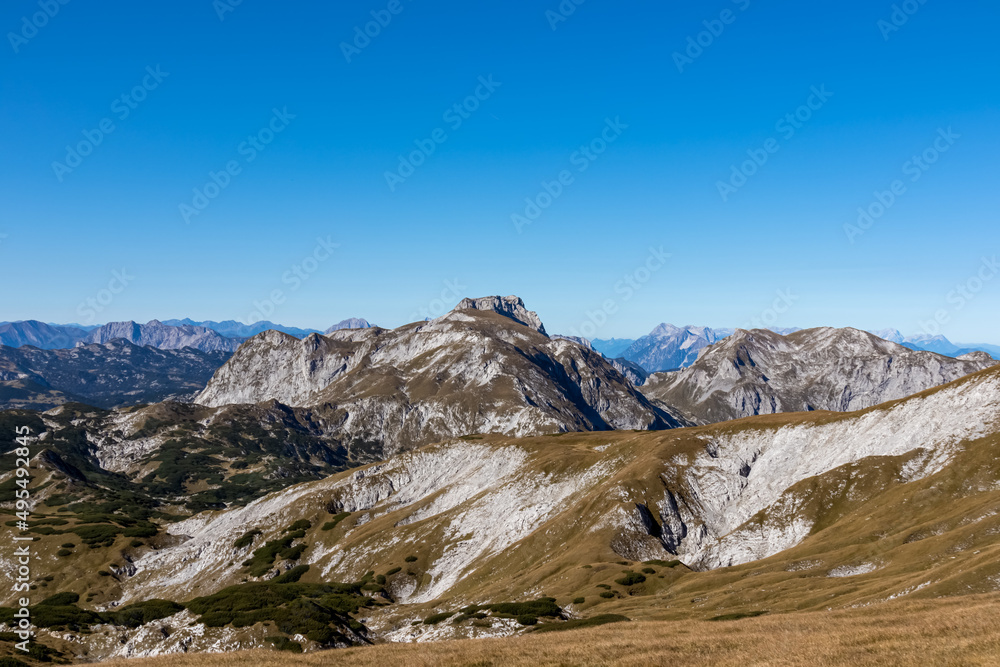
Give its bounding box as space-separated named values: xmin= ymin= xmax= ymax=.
xmin=2 ymin=0 xmax=998 ymax=341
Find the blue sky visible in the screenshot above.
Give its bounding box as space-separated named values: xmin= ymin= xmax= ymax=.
xmin=1 ymin=0 xmax=998 ymax=341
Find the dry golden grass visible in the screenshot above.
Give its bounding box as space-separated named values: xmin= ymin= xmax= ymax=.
xmin=103 ymin=594 xmax=1000 ymax=666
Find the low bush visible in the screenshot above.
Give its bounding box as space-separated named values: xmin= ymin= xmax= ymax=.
xmin=423 ymin=612 xmax=454 ymax=625
xmin=614 ymin=571 xmax=646 ymax=586
xmin=708 ymin=610 xmax=767 ymax=622
xmin=532 ymin=614 xmax=629 ymax=634
xmin=643 ymin=559 xmax=682 ymax=568
xmin=321 ymin=513 xmax=350 ymax=532
xmin=233 ymin=529 xmax=262 ymax=549
xmin=273 ymin=565 xmax=309 ymax=584
xmin=266 ymin=636 xmax=303 ymax=653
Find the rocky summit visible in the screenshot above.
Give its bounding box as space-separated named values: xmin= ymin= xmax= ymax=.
xmin=641 ymin=327 xmax=998 ymax=425
xmin=197 ymin=297 xmax=682 ymax=454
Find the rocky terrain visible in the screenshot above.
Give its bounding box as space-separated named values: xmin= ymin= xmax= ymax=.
xmin=4 ymin=364 xmax=1000 ymax=660
xmin=83 ymin=321 xmax=245 ymax=353
xmin=0 ymin=340 xmax=231 ymax=410
xmin=1 ymin=300 xmax=999 ymax=662
xmin=197 ymin=297 xmax=681 ymax=454
xmin=642 ymin=327 xmax=998 ymax=424
xmin=615 ymin=324 xmax=728 ymax=372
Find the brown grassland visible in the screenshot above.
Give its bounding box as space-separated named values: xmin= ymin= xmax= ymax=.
xmin=103 ymin=593 xmax=1000 ymax=667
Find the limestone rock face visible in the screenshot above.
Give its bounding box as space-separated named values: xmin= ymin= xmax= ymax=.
xmin=454 ymin=295 xmax=547 ymax=335
xmin=620 ymin=324 xmax=730 ymax=372
xmin=84 ymin=320 xmax=243 ymax=352
xmin=642 ymin=327 xmax=998 ymax=425
xmin=197 ymin=298 xmax=680 ymax=454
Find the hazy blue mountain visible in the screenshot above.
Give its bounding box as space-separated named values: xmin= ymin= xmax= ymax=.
xmin=619 ymin=324 xmax=727 ymax=372
xmin=0 ymin=321 xmax=88 ymax=349
xmin=869 ymin=330 xmax=997 ymax=360
xmin=84 ymin=320 xmax=243 ymax=353
xmin=591 ymin=338 xmax=636 ymax=358
xmin=162 ymin=318 xmax=322 ymax=338
xmin=324 ymin=318 xmax=373 ymax=334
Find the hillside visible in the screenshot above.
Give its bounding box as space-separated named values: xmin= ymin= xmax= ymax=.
xmin=4 ymin=365 xmax=1000 ymax=659
xmin=0 ymin=340 xmax=231 ymax=410
xmin=642 ymin=327 xmax=997 ymax=424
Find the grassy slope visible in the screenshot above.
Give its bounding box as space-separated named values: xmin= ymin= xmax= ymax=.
xmin=97 ymin=593 xmax=1000 ymax=666
xmin=5 ymin=367 xmax=1000 ymax=658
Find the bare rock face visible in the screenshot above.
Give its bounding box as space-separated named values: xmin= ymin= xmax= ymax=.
xmin=619 ymin=324 xmax=729 ymax=372
xmin=453 ymin=295 xmax=547 ymax=335
xmin=197 ymin=298 xmax=680 ymax=454
xmin=642 ymin=327 xmax=998 ymax=425
xmin=84 ymin=320 xmax=243 ymax=353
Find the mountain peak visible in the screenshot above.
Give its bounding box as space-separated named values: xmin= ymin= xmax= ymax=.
xmin=453 ymin=295 xmax=547 ymax=335
xmin=325 ymin=318 xmax=372 ymax=334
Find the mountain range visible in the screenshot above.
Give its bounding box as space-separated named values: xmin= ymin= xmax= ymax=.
xmin=197 ymin=296 xmax=680 ymax=455
xmin=594 ymin=324 xmax=998 ymax=374
xmin=641 ymin=327 xmax=997 ymax=425
xmin=5 ymin=351 xmax=1000 ymax=659
xmin=0 ymin=339 xmax=232 ymax=410
xmin=2 ymin=295 xmax=1000 ymax=661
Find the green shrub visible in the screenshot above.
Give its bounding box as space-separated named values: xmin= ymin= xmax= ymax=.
xmin=573 ymin=597 xmax=585 ymax=604
xmin=56 ymin=549 xmax=72 ymax=557
xmin=187 ymin=580 xmax=370 ymax=646
xmin=641 ymin=567 xmax=656 ymax=574
xmin=599 ymin=591 xmax=615 ymax=599
xmin=285 ymin=520 xmax=312 ymax=533
xmin=105 ymin=600 xmax=184 ymax=627
xmin=320 ymin=512 xmax=350 ymax=532
xmin=266 ymin=636 xmax=303 ymax=653
xmin=98 ymin=571 xmax=112 ymax=577
xmin=385 ymin=567 xmax=401 ymax=576
xmin=517 ymin=614 xmax=538 ymax=626
xmin=532 ymin=614 xmax=629 ymax=634
xmin=70 ymin=524 xmax=121 ymax=547
xmin=643 ymin=559 xmax=682 ymax=568
xmin=614 ymin=571 xmax=646 ymax=586
xmin=38 ymin=592 xmax=79 ymax=606
xmin=708 ymin=610 xmax=767 ymax=622
xmin=404 ymin=555 xmax=418 ymax=563
xmin=242 ymin=536 xmax=307 ymax=577
xmin=233 ymin=529 xmax=262 ymax=549
xmin=60 ymin=542 xmax=75 ymax=548
xmin=423 ymin=612 xmax=454 ymax=625
xmin=273 ymin=565 xmax=309 ymax=584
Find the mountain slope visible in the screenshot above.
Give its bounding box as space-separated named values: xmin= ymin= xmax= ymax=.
xmin=0 ymin=339 xmax=231 ymax=409
xmin=85 ymin=320 xmax=244 ymax=352
xmin=11 ymin=365 xmax=1000 ymax=660
xmin=641 ymin=327 xmax=997 ymax=424
xmin=197 ymin=297 xmax=681 ymax=453
xmin=620 ymin=324 xmax=727 ymax=372
xmin=0 ymin=320 xmax=88 ymax=349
